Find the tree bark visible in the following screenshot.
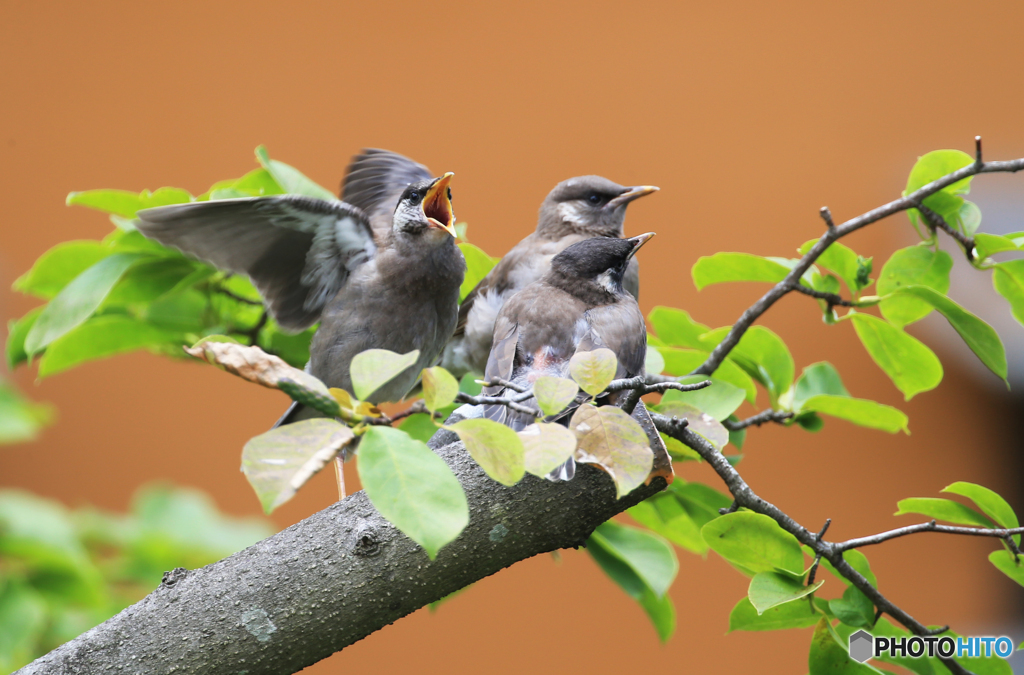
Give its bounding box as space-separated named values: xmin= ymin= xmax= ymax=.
xmin=18 ymin=425 xmax=665 ymax=675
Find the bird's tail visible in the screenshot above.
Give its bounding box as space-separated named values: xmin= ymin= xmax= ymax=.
xmin=272 ymin=401 xmax=326 ymax=429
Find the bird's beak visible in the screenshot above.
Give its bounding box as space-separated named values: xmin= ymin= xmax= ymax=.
xmin=423 ymin=172 xmax=457 ymax=237
xmin=627 ymin=232 xmax=656 ymax=258
xmin=605 ymin=185 xmax=659 ymax=210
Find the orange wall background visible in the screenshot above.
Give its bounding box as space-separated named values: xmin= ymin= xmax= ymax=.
xmin=2 ymin=2 xmax=1023 ymax=673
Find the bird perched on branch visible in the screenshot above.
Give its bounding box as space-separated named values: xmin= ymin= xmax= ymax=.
xmin=443 ymin=176 xmax=657 ymax=378
xmin=482 ymin=233 xmax=655 ymax=478
xmin=135 ymin=150 xmax=465 ymax=421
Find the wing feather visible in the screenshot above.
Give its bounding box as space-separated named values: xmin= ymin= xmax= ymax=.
xmin=136 ymin=196 xmax=375 ymax=331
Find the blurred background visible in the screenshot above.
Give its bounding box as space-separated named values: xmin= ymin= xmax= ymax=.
xmin=2 ymin=1 xmax=1023 ymax=672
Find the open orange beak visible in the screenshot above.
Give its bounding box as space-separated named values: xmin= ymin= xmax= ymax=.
xmin=422 ymin=172 xmax=456 ymax=237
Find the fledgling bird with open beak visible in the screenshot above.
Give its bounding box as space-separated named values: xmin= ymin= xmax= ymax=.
xmin=443 ymin=176 xmax=657 ymax=378
xmin=482 ymin=233 xmax=655 ymax=479
xmin=134 ymin=150 xmax=464 ymax=422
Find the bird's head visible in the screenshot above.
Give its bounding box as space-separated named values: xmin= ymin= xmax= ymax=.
xmin=538 ymin=176 xmax=658 ymax=238
xmin=549 ymin=232 xmax=656 ymax=297
xmin=392 ymin=173 xmax=457 ymax=241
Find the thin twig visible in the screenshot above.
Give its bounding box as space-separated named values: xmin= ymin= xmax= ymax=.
xmin=651 ymin=412 xmax=973 ymax=675
xmin=723 ymin=408 xmax=794 ymax=431
xmin=913 ymin=201 xmax=976 ymax=261
xmin=692 ymin=150 xmax=1024 ymax=377
xmin=386 ymin=401 xmax=430 ymax=424
xmin=606 ymin=376 xmax=712 ymax=394
xmin=215 ymin=286 xmax=263 ymax=306
xmin=819 ymin=206 xmax=835 ymax=229
xmin=790 ymin=283 xmax=855 ymax=307
xmin=476 ymin=378 xmax=529 ymax=394
xmin=455 ymin=392 xmax=541 ymax=417
xmin=241 ymin=310 xmax=269 ymax=346
xmin=833 ymin=520 xmax=1024 ymax=554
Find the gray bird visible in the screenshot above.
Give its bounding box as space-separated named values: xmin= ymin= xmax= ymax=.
xmin=482 ymin=233 xmax=655 ymax=478
xmin=134 ymin=150 xmax=464 ymax=420
xmin=443 ymin=176 xmax=657 ymax=378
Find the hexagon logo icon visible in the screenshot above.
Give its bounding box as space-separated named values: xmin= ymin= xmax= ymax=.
xmin=849 ymin=629 xmax=874 ymax=663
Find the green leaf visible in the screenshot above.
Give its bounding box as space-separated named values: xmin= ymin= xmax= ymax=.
xmin=974 ymin=233 xmax=1019 ymax=259
xmin=590 ymin=521 xmax=678 ymax=598
xmin=701 ymin=511 xmax=805 ymax=576
xmin=644 ymin=346 xmax=665 ymax=375
xmin=849 ymin=313 xmax=943 ymax=400
xmin=570 ymin=405 xmax=653 ymax=498
xmin=989 ymin=550 xmax=1024 ymax=587
xmin=586 ymin=524 xmax=677 ymax=641
xmin=6 ymin=307 xmax=43 ymax=369
xmin=793 ymin=362 xmax=850 ymax=410
xmin=659 ymin=376 xmax=744 ymax=421
xmin=102 ymin=258 xmax=200 ymax=307
xmin=728 ymin=596 xmax=822 ymax=632
xmin=800 ymin=239 xmax=864 ymax=292
xmin=877 ymin=246 xmax=952 ymax=327
xmin=206 ymin=167 xmax=285 ymax=199
xmin=12 ymin=241 xmax=109 ymax=300
xmin=532 ymin=376 xmax=580 ymax=417
xmin=809 ymin=617 xmax=887 ymax=674
xmin=457 ymin=243 xmax=499 ymax=302
xmin=397 ymin=413 xmax=439 ymax=443
xmin=446 ymin=418 xmax=525 ymax=486
xmin=701 ymin=325 xmax=794 ymax=402
xmin=37 ymin=315 xmax=179 ymax=378
xmin=24 ymin=253 xmax=147 ymax=356
xmin=992 ymin=260 xmax=1024 ymax=327
xmin=66 ymin=189 xmax=145 ymax=217
xmin=241 ymin=419 xmax=355 ymax=513
xmin=894 ymin=497 xmax=995 ymax=528
xmin=569 ymin=348 xmax=618 ymax=396
xmin=518 ymin=422 xmax=576 ymax=477
xmin=67 ymin=187 xmax=193 ymax=218
xmin=421 ymin=366 xmax=459 ymax=413
xmin=905 ymin=149 xmax=975 ymax=223
xmin=810 ymin=548 xmax=877 ymax=587
xmin=648 ymin=306 xmax=709 ymax=348
xmin=658 ymin=347 xmax=757 ymax=404
xmin=692 ymin=253 xmax=791 ymax=291
xmin=829 ymin=586 xmax=875 ymax=628
xmin=799 ymin=395 xmax=908 ymax=434
xmin=891 ymin=285 xmax=1007 ymax=383
xmin=0 ymin=379 xmax=54 ymax=444
xmin=357 ymin=426 xmax=469 ymax=559
xmin=655 ymin=401 xmax=729 ymax=450
xmin=349 ymin=348 xmax=421 ymax=401
xmin=748 ymin=571 xmax=823 ymax=614
xmin=628 ymin=481 xmax=731 ymax=555
xmin=254 ymin=146 xmax=336 ymax=201
xmin=942 ymin=482 xmax=1018 ymax=544
xmin=0 ymin=581 xmax=49 ymax=672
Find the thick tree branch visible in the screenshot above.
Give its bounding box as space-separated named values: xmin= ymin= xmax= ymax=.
xmin=651 ymin=413 xmax=975 ymax=675
xmin=693 ymin=149 xmax=1024 ymax=377
xmin=19 ymin=421 xmax=667 ymax=675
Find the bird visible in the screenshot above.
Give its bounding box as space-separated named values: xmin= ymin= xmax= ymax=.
xmin=134 ymin=150 xmax=465 ymax=421
xmin=481 ymin=233 xmax=655 ymax=479
xmin=442 ymin=175 xmax=657 ymax=378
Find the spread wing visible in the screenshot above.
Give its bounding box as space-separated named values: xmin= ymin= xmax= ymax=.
xmin=341 ymin=149 xmax=432 ymax=235
xmin=136 ymin=196 xmax=376 ymax=332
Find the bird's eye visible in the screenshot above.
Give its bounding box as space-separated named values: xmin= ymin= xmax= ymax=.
xmin=587 ymin=193 xmax=603 ymax=205
xmin=408 ymin=191 xmax=421 ymax=204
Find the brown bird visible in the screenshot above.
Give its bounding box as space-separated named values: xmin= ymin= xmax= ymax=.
xmin=442 ymin=176 xmax=657 ymax=377
xmin=135 ymin=150 xmax=464 ymax=419
xmin=481 ymin=234 xmax=655 ymax=478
